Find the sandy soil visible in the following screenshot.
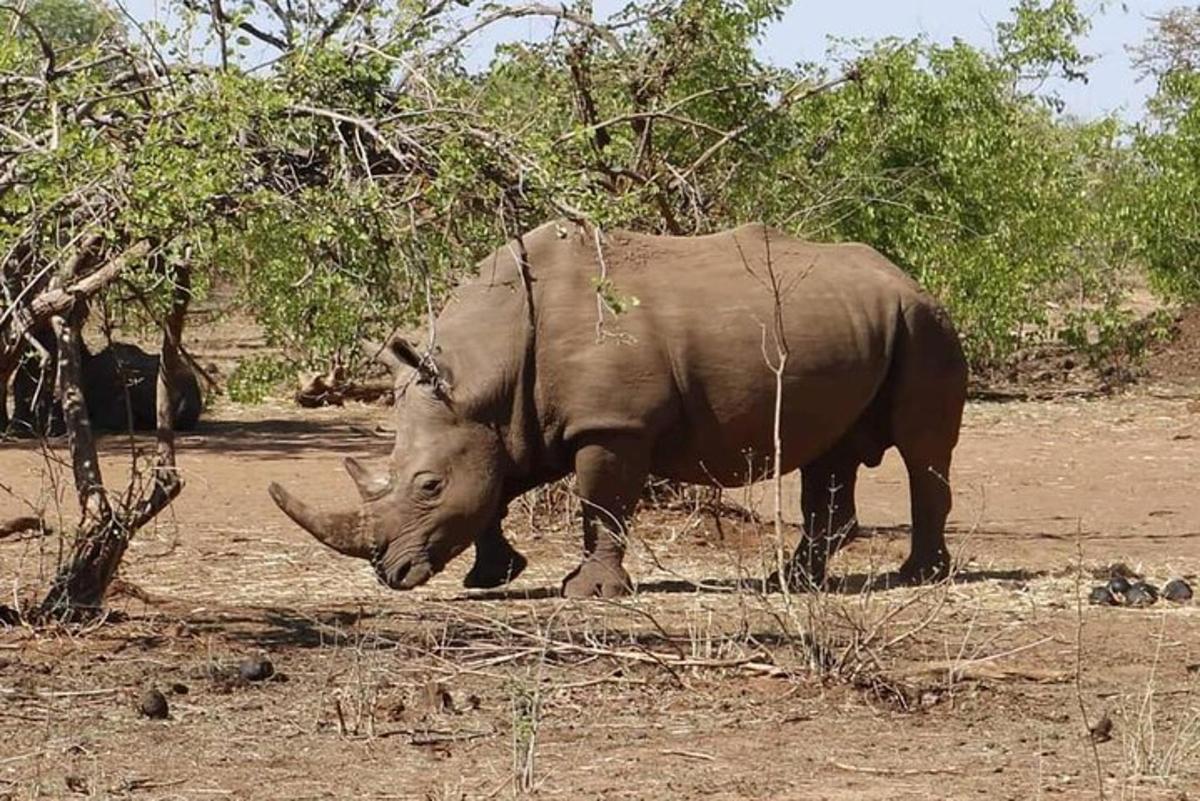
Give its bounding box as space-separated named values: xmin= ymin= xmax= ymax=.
xmin=2 ymin=325 xmax=1200 ymax=798
xmin=0 ymin=390 xmax=1195 ymax=796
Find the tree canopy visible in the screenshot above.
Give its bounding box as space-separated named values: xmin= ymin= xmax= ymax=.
xmin=2 ymin=0 xmax=1178 ymax=379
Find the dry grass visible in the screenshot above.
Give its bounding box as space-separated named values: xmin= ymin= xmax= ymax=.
xmin=3 ymin=396 xmax=1200 ymax=798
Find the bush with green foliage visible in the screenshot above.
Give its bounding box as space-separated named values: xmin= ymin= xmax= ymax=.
xmin=0 ymin=0 xmax=1180 ymax=386
xmin=226 ymin=355 xmax=294 ymax=403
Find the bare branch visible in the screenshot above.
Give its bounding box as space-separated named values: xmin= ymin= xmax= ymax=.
xmin=406 ymin=3 xmax=625 ymax=89
xmin=673 ymin=72 xmax=857 ymax=188
xmin=287 ymin=103 xmax=431 ymax=169
xmin=319 ymin=0 xmax=376 ymax=43
xmin=28 ymin=240 xmax=151 ymax=320
xmin=0 ymin=4 xmax=59 ymax=80
xmin=179 ymin=0 xmax=291 ymax=50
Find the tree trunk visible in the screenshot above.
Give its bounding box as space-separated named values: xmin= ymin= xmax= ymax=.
xmin=38 ymin=307 xmax=115 ymax=618
xmin=0 ymin=368 xmax=7 ymax=431
xmin=37 ymin=262 xmax=190 ymax=620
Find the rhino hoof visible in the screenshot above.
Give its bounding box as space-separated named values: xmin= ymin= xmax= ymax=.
xmin=463 ymin=550 xmax=528 ymax=589
xmin=561 ymin=561 xmax=631 ymax=599
xmin=897 ymin=552 xmax=951 ymax=585
xmin=765 ymin=563 xmax=825 ymax=593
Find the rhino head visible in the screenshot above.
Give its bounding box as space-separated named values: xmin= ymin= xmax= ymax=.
xmin=268 ymin=337 xmax=505 ymax=589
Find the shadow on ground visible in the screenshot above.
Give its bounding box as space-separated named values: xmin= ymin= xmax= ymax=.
xmin=455 ymin=565 xmax=1049 ymax=601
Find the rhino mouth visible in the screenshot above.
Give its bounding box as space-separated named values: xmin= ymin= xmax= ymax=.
xmin=369 ymin=536 xmax=474 ymax=591
xmin=373 ymin=557 xmax=410 ymax=588
xmin=373 ymin=558 xmax=438 ymax=590
xmin=371 ymin=542 xmax=436 ymax=590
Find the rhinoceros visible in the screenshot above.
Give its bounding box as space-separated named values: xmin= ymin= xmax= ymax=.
xmin=10 ymin=337 xmax=203 ymax=436
xmin=82 ymin=342 xmax=203 ymax=432
xmin=269 ymin=220 xmax=967 ymax=598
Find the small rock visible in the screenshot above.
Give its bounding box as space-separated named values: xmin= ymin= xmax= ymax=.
xmin=421 ymin=681 xmax=453 ymax=713
xmin=170 ymin=682 xmax=189 ymax=695
xmin=1088 ymin=712 xmax=1112 ymax=744
xmin=1124 ymin=582 xmax=1158 ymax=608
xmin=1162 ymin=578 xmax=1193 ymax=602
xmin=238 ymin=656 xmax=275 ymax=683
xmin=1087 ymin=586 xmax=1117 ymax=606
xmin=381 ymin=697 xmax=406 ymax=722
xmin=64 ymin=774 xmax=90 ymax=794
xmin=139 ymin=688 xmax=169 ymax=720
xmin=1106 ymin=576 xmax=1131 ymax=596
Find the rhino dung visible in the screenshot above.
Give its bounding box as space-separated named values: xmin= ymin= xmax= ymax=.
xmin=138 ymin=688 xmax=169 ymax=720
xmin=1123 ymin=582 xmax=1159 ymax=608
xmin=238 ymin=656 xmax=275 ymax=683
xmin=1162 ymin=578 xmax=1194 ymax=602
xmin=1087 ymin=586 xmax=1118 ymax=606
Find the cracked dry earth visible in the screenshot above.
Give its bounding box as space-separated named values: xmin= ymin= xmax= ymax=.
xmin=2 ymin=388 xmax=1199 ymax=800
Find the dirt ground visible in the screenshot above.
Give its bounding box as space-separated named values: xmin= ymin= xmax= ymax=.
xmin=3 ymin=320 xmax=1200 ymax=799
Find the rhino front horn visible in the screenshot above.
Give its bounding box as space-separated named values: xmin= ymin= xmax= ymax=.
xmin=268 ymin=482 xmax=374 ymax=559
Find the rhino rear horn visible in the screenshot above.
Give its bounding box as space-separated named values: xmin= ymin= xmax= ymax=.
xmin=268 ymin=482 xmax=374 ymax=559
xmin=344 ymin=457 xmax=390 ymax=500
xmin=362 ymin=337 xmax=405 ymax=374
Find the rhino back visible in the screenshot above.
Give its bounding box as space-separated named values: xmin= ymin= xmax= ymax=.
xmin=438 ymin=222 xmax=950 ymax=486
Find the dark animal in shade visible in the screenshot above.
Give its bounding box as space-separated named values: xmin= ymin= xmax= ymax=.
xmin=9 ymin=338 xmax=202 ymax=435
xmin=270 ymin=220 xmax=968 ymax=597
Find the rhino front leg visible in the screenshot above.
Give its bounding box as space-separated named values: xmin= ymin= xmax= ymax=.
xmin=463 ymin=515 xmax=528 ymax=589
xmin=561 ymin=435 xmax=649 ymax=599
xmin=776 ymin=444 xmax=861 ymax=590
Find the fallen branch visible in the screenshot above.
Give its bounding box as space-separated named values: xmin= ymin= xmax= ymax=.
xmin=896 ymin=661 xmax=1070 ymax=685
xmin=893 ymin=637 xmax=1068 ymax=683
xmin=660 ymin=749 xmax=716 ymax=762
xmin=829 ymin=759 xmax=963 ymax=777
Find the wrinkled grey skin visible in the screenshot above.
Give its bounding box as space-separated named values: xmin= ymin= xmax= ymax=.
xmin=9 ymin=336 xmax=203 ymax=436
xmin=270 ymin=220 xmax=968 ymax=598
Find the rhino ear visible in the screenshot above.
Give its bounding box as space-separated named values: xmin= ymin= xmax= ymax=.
xmin=360 ymin=333 xmax=451 ymax=393
xmin=362 ymin=337 xmax=413 ymax=374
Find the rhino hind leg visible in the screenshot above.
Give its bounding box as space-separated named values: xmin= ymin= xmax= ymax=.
xmin=894 ymin=434 xmax=956 ymax=584
xmin=561 ymin=435 xmax=649 ymax=599
xmin=891 ymin=303 xmax=968 ymax=585
xmin=463 ymin=522 xmax=528 ymax=589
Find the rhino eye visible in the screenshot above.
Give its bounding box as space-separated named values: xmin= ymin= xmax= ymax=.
xmin=415 ymin=474 xmax=444 ymax=498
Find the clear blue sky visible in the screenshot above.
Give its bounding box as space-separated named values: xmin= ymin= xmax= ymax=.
xmin=123 ymin=0 xmax=1175 ymax=121
xmin=757 ymin=0 xmax=1175 ymax=120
